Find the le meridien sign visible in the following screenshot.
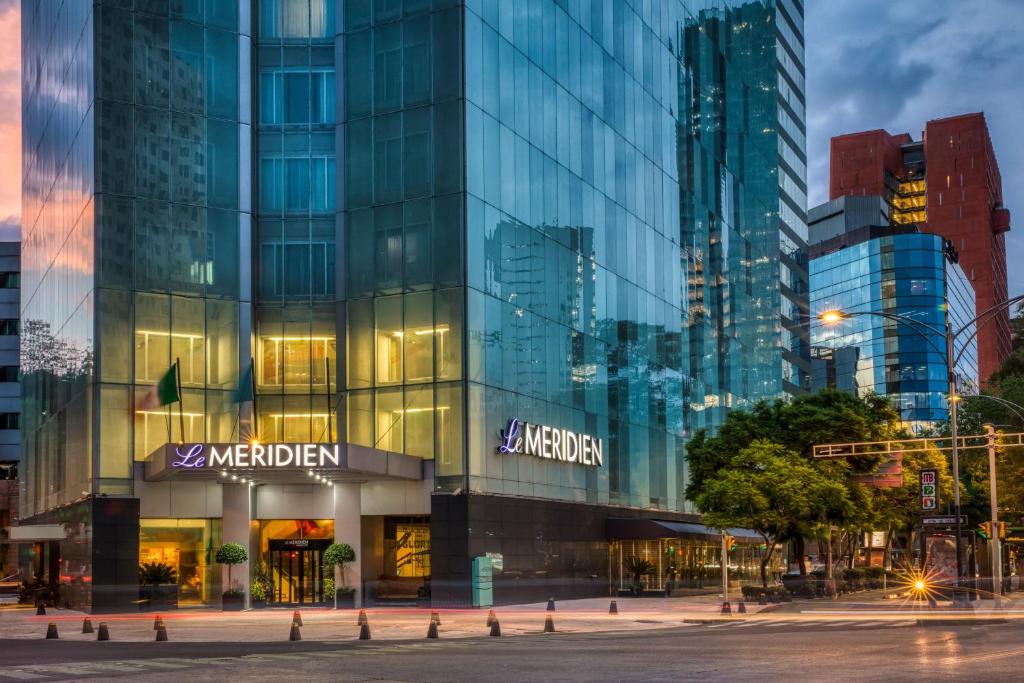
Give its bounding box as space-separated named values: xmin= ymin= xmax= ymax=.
xmin=497 ymin=419 xmax=603 ymax=467
xmin=172 ymin=443 xmax=340 ymax=470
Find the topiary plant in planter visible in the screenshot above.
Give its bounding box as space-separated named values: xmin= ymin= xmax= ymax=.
xmin=323 ymin=542 xmax=356 ymax=608
xmin=216 ymin=543 xmax=248 ymax=610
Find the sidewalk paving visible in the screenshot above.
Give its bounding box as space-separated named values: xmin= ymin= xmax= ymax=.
xmin=0 ymin=595 xmax=769 ymax=643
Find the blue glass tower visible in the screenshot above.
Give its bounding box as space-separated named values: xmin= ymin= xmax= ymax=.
xmin=809 ymin=197 xmax=978 ymax=432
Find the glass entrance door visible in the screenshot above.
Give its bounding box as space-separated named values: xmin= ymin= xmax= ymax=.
xmin=267 ymin=539 xmax=330 ymax=605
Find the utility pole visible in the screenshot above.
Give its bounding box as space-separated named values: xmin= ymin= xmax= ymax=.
xmin=946 ymin=313 xmax=966 ymax=604
xmin=985 ymin=424 xmax=1003 ymax=597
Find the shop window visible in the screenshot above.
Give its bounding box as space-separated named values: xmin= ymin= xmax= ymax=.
xmin=139 ymin=519 xmax=221 ymax=606
xmin=392 ymin=521 xmax=430 ymax=578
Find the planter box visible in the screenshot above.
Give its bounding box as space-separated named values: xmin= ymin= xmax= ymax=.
xmin=334 ymin=590 xmax=355 ymax=609
xmin=251 ymin=600 xmax=267 ymax=609
xmin=222 ymin=593 xmax=245 ymax=611
xmin=139 ymin=584 xmax=179 ymax=611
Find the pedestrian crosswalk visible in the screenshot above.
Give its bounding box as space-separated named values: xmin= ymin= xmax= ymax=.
xmin=706 ymin=618 xmax=915 ymax=631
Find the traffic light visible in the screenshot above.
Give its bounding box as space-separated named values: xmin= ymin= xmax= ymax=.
xmin=979 ymin=522 xmax=992 ymax=539
xmin=724 ymin=534 xmax=736 ymax=552
xmin=999 ymin=521 xmax=1007 ymax=539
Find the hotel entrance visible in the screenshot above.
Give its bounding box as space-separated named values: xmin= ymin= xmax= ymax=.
xmin=267 ymin=538 xmax=331 ymax=605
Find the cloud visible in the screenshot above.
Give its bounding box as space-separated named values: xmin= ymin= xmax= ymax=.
xmin=0 ymin=214 xmax=17 ymax=241
xmin=806 ymin=0 xmax=1024 ymax=295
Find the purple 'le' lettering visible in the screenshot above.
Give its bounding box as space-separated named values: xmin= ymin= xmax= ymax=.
xmin=172 ymin=444 xmax=206 ymax=468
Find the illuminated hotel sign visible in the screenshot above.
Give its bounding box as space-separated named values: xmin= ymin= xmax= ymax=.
xmin=171 ymin=443 xmax=341 ymax=470
xmin=497 ymin=419 xmax=603 ymax=467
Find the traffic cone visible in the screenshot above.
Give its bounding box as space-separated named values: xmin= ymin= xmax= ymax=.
xmin=153 ymin=614 xmax=161 ymax=630
xmin=489 ymin=619 xmax=501 ymax=637
xmin=609 ymin=600 xmax=618 ymax=615
xmin=289 ymin=621 xmax=302 ymax=641
xmin=36 ymin=603 xmax=45 ymax=616
xmin=546 ymin=597 xmax=556 ymax=611
xmin=543 ymin=615 xmax=555 ymax=633
xmin=721 ymin=601 xmax=732 ymax=615
xmin=97 ymin=623 xmax=110 ymax=641
xmin=426 ymin=619 xmax=439 ymax=639
xmin=82 ymin=618 xmax=94 ymax=634
xmin=45 ymin=622 xmax=58 ymax=639
xmin=156 ymin=624 xmax=168 ymax=642
xmin=486 ymin=609 xmax=496 ymax=627
xmin=357 ymin=609 xmax=367 ymax=626
xmin=430 ymin=610 xmax=441 ymax=625
xmin=292 ymin=610 xmax=303 ymax=627
xmin=359 ymin=622 xmax=371 ymax=640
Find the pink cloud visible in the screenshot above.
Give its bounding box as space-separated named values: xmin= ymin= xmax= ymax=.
xmin=0 ymin=3 xmax=18 ymax=237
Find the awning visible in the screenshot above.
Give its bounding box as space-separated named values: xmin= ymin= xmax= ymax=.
xmin=606 ymin=518 xmax=762 ymax=541
xmin=5 ymin=524 xmax=66 ymax=542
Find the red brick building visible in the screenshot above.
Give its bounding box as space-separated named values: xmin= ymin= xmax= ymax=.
xmin=830 ymin=113 xmax=1012 ymax=384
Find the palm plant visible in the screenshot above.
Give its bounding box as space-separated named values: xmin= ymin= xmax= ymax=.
xmin=623 ymin=556 xmax=655 ymax=595
xmin=138 ymin=562 xmax=177 ymax=586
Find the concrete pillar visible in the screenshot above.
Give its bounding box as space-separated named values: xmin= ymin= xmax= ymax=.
xmin=222 ymin=482 xmax=253 ymax=608
xmin=333 ymin=483 xmax=363 ymax=607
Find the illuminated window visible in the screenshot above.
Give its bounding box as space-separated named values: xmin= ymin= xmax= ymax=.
xmin=259 ymin=412 xmax=336 ymax=442
xmin=135 ymin=330 xmax=205 ymax=385
xmin=259 ymin=336 xmax=337 ymax=389
xmin=140 ymin=519 xmax=221 ymax=607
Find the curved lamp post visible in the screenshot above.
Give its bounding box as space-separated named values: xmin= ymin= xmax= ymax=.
xmin=817 ymin=293 xmax=1024 ymax=593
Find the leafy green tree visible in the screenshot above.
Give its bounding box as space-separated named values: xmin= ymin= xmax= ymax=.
xmin=215 ymin=543 xmax=248 ymax=593
xmin=323 ymin=542 xmax=356 ymax=591
xmin=694 ymin=441 xmax=851 ymax=587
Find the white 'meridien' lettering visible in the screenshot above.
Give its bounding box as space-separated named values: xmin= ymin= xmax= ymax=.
xmin=209 ymin=446 xmax=232 ymax=467
xmin=525 ymin=423 xmax=542 ymax=456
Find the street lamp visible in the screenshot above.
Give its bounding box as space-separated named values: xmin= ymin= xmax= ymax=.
xmin=817 ymin=293 xmax=1024 ymax=597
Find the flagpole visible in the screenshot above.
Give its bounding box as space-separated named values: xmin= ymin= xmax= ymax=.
xmin=326 ymin=357 xmax=333 ymax=442
xmin=175 ymin=358 xmax=185 ymax=443
xmin=251 ymin=356 xmax=258 ymax=441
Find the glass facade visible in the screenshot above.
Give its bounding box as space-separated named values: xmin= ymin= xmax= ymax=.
xmin=22 ymin=0 xmax=809 ymax=605
xmin=810 ymin=232 xmax=978 ymax=432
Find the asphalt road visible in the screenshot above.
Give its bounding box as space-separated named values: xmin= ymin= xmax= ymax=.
xmin=0 ymin=619 xmax=1019 ymax=682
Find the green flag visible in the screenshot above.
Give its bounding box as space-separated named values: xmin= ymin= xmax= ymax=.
xmin=138 ymin=362 xmax=180 ymax=410
xmin=232 ymin=359 xmax=255 ymax=404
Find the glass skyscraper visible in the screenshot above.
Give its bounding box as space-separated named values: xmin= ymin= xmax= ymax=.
xmin=20 ymin=0 xmax=807 ymax=610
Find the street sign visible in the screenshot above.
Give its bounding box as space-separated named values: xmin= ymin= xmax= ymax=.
xmin=922 ymin=515 xmax=967 ymax=526
xmin=920 ymin=468 xmax=939 ymax=511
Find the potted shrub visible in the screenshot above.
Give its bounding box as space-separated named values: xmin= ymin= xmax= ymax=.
xmin=138 ymin=562 xmax=179 ymax=611
xmin=251 ymin=560 xmax=273 ymax=608
xmin=623 ymin=557 xmax=655 ymax=596
xmin=323 ymin=542 xmax=357 ymax=608
xmin=216 ymin=542 xmax=248 ymax=610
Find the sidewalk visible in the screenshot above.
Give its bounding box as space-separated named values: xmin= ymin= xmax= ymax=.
xmin=0 ymin=595 xmax=769 ymax=643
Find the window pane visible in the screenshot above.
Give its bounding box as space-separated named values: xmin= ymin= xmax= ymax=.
xmin=375 ymin=296 xmax=403 ymax=385
xmin=347 ymin=389 xmax=373 ymax=446
xmin=375 ymin=387 xmax=403 ymax=452
xmin=404 ymin=385 xmax=433 ymax=458
xmin=404 ymin=291 xmax=433 ymax=382
xmin=346 ymin=299 xmax=374 ymax=389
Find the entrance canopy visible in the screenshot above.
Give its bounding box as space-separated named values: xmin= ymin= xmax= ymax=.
xmin=5 ymin=524 xmax=66 ymax=542
xmin=606 ymin=518 xmax=762 ymax=541
xmin=145 ymin=441 xmax=425 ymax=483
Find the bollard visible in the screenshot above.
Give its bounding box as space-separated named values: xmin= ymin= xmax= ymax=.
xmin=489 ymin=619 xmax=501 ymax=637
xmin=82 ymin=618 xmax=94 ymax=634
xmin=359 ymin=622 xmax=371 ymax=640
xmin=156 ymin=624 xmax=168 ymax=642
xmin=36 ymin=603 xmax=46 ymax=616
xmin=543 ymin=615 xmax=555 ymax=633
xmin=720 ymin=601 xmax=731 ymax=615
xmin=153 ymin=614 xmax=161 ymax=630
xmin=357 ymin=609 xmax=367 ymax=626
xmin=546 ymin=597 xmax=556 ymax=612
xmin=430 ymin=610 xmax=441 ymax=625
xmin=97 ymin=623 xmax=110 ymax=641
xmin=289 ymin=622 xmax=302 ymax=641
xmin=292 ymin=610 xmax=303 ymax=627
xmin=486 ymin=609 xmax=496 ymax=627
xmin=426 ymin=619 xmax=439 ymax=639
xmin=45 ymin=622 xmax=58 ymax=640
xmin=609 ymin=600 xmax=618 ymax=615
xmin=737 ymin=600 xmax=747 ymax=614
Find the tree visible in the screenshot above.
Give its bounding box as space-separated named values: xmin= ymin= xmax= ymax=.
xmin=215 ymin=543 xmax=248 ymax=593
xmin=694 ymin=441 xmax=851 ymax=587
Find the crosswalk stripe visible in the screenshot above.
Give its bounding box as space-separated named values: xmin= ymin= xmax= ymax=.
xmin=0 ymin=671 xmax=49 ymax=680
